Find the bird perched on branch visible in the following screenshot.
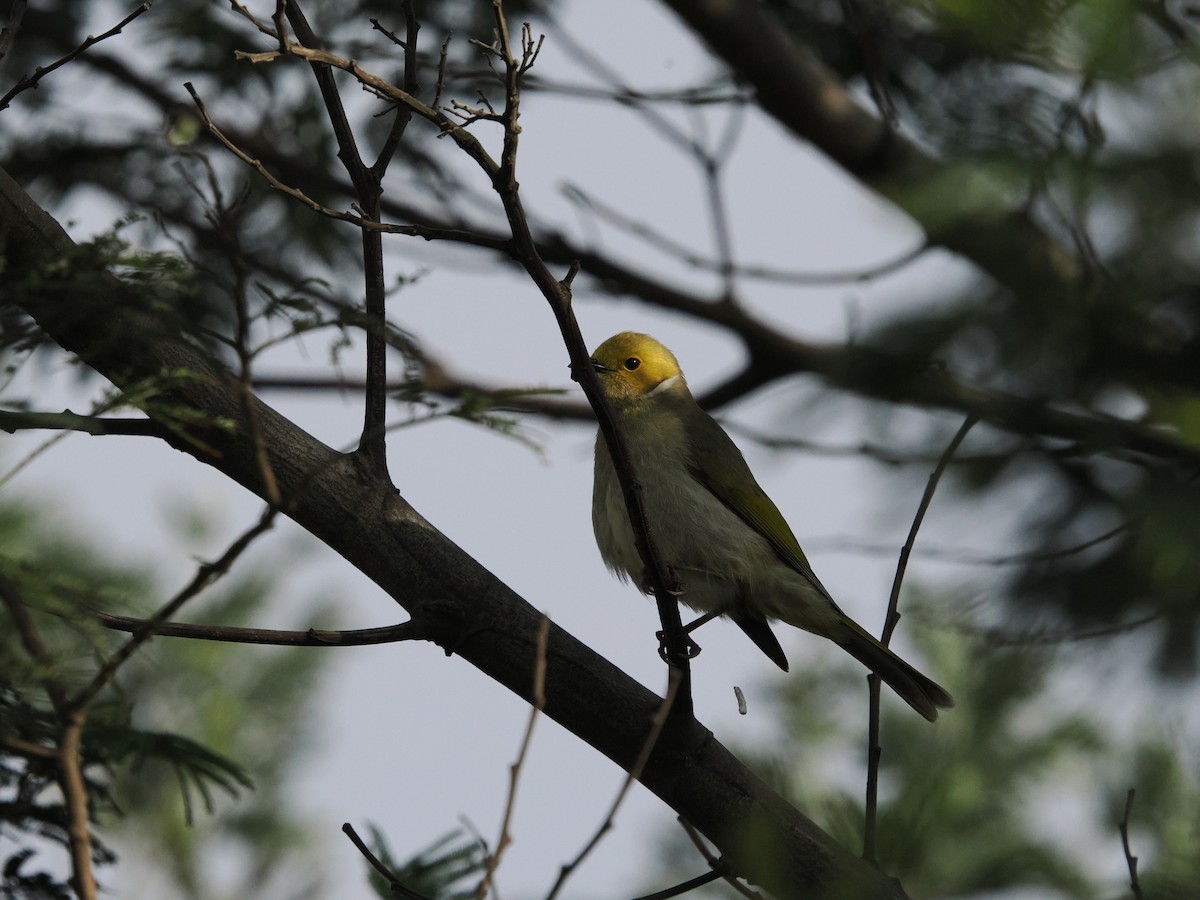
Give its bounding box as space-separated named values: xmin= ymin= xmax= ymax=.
xmin=589 ymin=331 xmax=953 ymax=721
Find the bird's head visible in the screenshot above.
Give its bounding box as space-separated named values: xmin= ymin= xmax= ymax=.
xmin=589 ymin=332 xmax=687 ymax=405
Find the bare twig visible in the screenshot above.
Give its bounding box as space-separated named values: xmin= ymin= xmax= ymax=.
xmin=544 ymin=668 xmax=682 ymax=900
xmin=630 ymin=870 xmax=723 ymax=900
xmin=271 ymin=0 xmax=288 ymax=55
xmin=0 ymin=2 xmax=149 ymax=111
xmin=953 ymin=611 xmax=1163 ymax=648
xmin=227 ymin=0 xmax=276 ymax=37
xmin=546 ymin=20 xmax=746 ymax=304
xmin=475 ymin=615 xmax=550 ymax=899
xmin=185 ymin=83 xmax=377 ymax=227
xmin=1 ymin=734 xmax=59 ymax=760
xmin=95 ymin=612 xmax=428 ymax=646
xmin=433 ymin=30 xmax=453 ymax=110
xmin=69 ymin=506 xmax=278 ymax=712
xmin=671 ymin=819 xmax=763 ymax=899
xmin=0 ymin=398 xmax=171 ymax=491
xmin=0 ymin=409 xmax=163 ymax=437
xmin=562 ymin=183 xmax=927 ymax=285
xmin=1119 ymin=787 xmax=1144 ymax=899
xmin=880 ymin=415 xmax=979 ymax=646
xmin=227 ymin=210 xmax=282 ymax=506
xmin=863 ymin=413 xmax=976 ymax=861
xmin=342 ymin=823 xmax=434 ymax=900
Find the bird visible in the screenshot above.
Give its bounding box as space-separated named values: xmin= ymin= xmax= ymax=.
xmin=589 ymin=331 xmax=954 ymax=721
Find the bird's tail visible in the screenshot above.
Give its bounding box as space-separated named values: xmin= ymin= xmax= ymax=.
xmin=830 ymin=619 xmax=954 ymax=722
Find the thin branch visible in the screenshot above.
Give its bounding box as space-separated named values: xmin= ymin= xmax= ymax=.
xmin=475 ymin=615 xmax=550 ymax=899
xmin=675 ymin=818 xmax=763 ymax=899
xmin=184 ymin=83 xmax=371 ymax=226
xmin=369 ymin=2 xmax=419 ymax=178
xmin=69 ymin=506 xmax=278 ymax=712
xmin=342 ymin=823 xmax=434 ymax=900
xmin=880 ymin=415 xmax=979 ymax=646
xmin=0 ymin=578 xmax=95 ymax=899
xmin=630 ymin=870 xmax=724 ymax=900
xmin=227 ymin=207 xmax=282 ymax=506
xmin=0 ymin=734 xmax=59 ymax=760
xmin=56 ymin=712 xmax=95 ymax=900
xmin=186 ymin=81 xmax=504 ymax=246
xmin=1119 ymin=788 xmax=1144 ymax=899
xmin=0 ymin=409 xmax=164 ymax=437
xmin=0 ymin=576 xmax=66 ymax=708
xmin=227 ymin=0 xmax=276 ymax=38
xmin=863 ymin=413 xmax=976 ymax=862
xmin=0 ymin=1 xmax=150 ymax=111
xmin=952 ymin=611 xmax=1164 ymax=648
xmin=544 ymin=668 xmax=682 ymax=900
xmin=562 ymin=183 xmax=926 ymax=285
xmin=825 ymin=521 xmax=1130 ymax=568
xmin=0 ymin=421 xmax=96 ymax=491
xmin=95 ymin=612 xmax=428 ymax=646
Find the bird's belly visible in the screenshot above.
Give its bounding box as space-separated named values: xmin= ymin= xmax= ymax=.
xmin=593 ymin=463 xmax=780 ymax=615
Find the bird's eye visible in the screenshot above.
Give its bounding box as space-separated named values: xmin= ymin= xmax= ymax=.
xmin=623 ymin=357 xmax=640 ymax=370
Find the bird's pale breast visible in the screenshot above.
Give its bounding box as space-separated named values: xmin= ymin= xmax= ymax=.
xmin=592 ymin=413 xmax=784 ymax=616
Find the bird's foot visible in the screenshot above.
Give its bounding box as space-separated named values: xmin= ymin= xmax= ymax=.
xmin=656 ymin=629 xmax=702 ymax=663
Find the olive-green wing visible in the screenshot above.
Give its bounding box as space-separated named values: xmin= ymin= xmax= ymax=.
xmin=685 ymin=410 xmax=834 ymax=603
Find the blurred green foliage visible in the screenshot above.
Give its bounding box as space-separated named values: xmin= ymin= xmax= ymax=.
xmin=0 ymin=495 xmax=325 ymax=898
xmin=652 ymin=625 xmax=1199 ymax=898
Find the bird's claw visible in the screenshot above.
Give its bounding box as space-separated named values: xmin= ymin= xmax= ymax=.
xmin=656 ymin=629 xmax=702 ymax=663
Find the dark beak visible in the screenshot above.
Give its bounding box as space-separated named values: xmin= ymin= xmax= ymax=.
xmin=569 ymin=358 xmax=614 ymax=372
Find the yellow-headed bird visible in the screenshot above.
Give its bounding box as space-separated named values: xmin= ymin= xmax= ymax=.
xmin=590 ymin=332 xmax=953 ymax=721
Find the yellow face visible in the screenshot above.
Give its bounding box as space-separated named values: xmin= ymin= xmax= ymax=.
xmin=589 ymin=332 xmax=686 ymax=403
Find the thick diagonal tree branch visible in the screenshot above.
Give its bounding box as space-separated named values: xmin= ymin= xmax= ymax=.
xmin=1 ymin=167 xmax=908 ymax=900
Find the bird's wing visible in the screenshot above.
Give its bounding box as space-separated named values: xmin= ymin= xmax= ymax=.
xmin=685 ymin=410 xmax=835 ymax=603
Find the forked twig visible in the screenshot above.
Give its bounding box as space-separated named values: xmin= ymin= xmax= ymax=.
xmin=863 ymin=413 xmax=976 ymax=861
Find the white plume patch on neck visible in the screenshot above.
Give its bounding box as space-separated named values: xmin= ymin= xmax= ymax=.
xmin=647 ymin=374 xmax=682 ymax=398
